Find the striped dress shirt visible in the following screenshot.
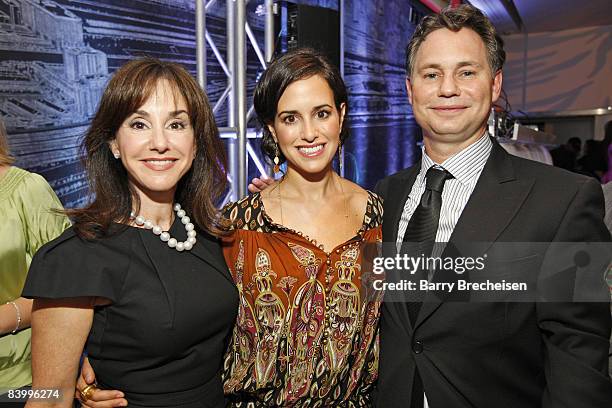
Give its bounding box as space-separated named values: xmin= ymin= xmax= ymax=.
xmin=397 ymin=134 xmax=493 ymax=247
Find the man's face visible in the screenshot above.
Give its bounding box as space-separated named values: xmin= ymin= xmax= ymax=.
xmin=407 ymin=28 xmax=502 ymax=157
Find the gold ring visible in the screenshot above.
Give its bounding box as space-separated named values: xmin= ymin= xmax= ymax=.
xmin=80 ymin=384 xmax=97 ymax=401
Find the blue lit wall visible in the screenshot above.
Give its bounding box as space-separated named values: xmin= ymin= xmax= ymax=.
xmin=1 ymin=0 xmax=423 ymax=206
xmin=341 ymin=0 xmax=422 ymax=187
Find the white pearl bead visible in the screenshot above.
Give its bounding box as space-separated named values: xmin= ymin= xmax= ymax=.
xmin=132 ymin=203 xmax=196 ymax=253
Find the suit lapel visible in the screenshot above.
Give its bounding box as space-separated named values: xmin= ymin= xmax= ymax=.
xmin=385 ymin=165 xmax=421 ymax=244
xmin=381 ymin=165 xmax=421 ymax=334
xmin=448 ymin=142 xmax=534 ymax=247
xmin=416 ymin=141 xmax=535 ymax=327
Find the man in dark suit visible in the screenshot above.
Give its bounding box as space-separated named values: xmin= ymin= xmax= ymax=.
xmin=374 ymin=4 xmax=612 ymax=408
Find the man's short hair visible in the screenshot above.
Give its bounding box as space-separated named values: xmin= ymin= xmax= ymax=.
xmin=405 ymin=4 xmax=506 ymax=77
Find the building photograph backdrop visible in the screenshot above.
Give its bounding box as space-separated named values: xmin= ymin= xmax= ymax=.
xmin=1 ymin=0 xmax=424 ymax=207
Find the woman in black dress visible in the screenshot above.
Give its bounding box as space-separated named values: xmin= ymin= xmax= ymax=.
xmin=22 ymin=58 xmax=238 ymax=408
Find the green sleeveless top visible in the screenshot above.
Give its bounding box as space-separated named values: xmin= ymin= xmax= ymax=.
xmin=0 ymin=167 xmax=70 ymax=389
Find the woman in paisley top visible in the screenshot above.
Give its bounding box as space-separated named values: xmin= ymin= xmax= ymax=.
xmin=221 ymin=48 xmax=383 ymax=407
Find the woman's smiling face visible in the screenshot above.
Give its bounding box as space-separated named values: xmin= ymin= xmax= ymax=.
xmin=110 ymin=79 xmax=196 ymax=201
xmin=268 ymin=74 xmax=345 ymax=177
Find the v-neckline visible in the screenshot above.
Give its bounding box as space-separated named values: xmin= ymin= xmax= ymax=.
xmin=255 ymin=191 xmax=373 ymax=255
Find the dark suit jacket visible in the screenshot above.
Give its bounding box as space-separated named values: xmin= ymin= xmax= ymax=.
xmin=374 ymin=140 xmax=612 ymax=407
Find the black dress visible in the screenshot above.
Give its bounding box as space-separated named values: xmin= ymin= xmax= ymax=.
xmin=23 ymin=218 xmax=238 ymax=408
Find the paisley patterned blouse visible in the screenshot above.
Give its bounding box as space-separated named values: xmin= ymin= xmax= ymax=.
xmin=221 ymin=191 xmax=384 ymax=407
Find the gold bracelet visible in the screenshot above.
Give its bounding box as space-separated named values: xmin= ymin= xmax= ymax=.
xmin=5 ymin=301 xmax=21 ymax=334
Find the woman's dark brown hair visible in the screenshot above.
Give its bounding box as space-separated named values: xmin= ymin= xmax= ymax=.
xmin=69 ymin=57 xmax=227 ymax=238
xmin=254 ymin=48 xmax=348 ymax=166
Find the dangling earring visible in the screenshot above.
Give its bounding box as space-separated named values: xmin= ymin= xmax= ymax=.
xmin=338 ymin=143 xmax=343 ymax=176
xmin=273 ymin=144 xmax=280 ymax=173
xmin=113 ymin=151 xmax=120 ymax=159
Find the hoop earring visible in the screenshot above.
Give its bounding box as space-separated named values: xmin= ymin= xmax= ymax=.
xmin=273 ymin=144 xmax=280 ymax=173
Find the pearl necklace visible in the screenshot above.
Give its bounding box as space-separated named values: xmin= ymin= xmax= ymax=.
xmin=130 ymin=203 xmax=196 ymax=252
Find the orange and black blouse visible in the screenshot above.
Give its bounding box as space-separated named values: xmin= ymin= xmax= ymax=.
xmin=221 ymin=191 xmax=383 ymax=407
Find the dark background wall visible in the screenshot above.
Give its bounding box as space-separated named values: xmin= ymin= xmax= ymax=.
xmin=1 ymin=0 xmax=424 ymax=207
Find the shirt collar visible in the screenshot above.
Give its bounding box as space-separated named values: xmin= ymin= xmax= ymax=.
xmin=417 ymin=133 xmax=493 ymax=186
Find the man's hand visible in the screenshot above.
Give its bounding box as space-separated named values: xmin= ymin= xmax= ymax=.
xmin=248 ymin=175 xmax=275 ymax=193
xmin=75 ymin=357 xmax=127 ymax=407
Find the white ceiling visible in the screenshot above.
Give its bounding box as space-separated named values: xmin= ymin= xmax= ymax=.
xmin=468 ymin=0 xmax=612 ymax=34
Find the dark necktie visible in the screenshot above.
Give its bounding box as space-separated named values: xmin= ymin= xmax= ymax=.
xmin=403 ymin=166 xmax=454 ymax=318
xmin=402 ymin=166 xmax=453 ymax=408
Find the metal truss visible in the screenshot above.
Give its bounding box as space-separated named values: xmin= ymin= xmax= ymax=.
xmin=195 ymin=0 xmax=275 ymax=202
xmin=195 ymin=0 xmax=345 ymax=201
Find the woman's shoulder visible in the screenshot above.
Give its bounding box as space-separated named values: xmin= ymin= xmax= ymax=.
xmin=35 ymin=224 xmax=135 ymax=263
xmin=220 ymin=193 xmax=268 ymax=232
xmin=24 ymin=225 xmax=134 ymax=301
xmin=364 ymin=189 xmax=383 ymax=215
xmin=334 ymin=179 xmax=383 ymax=231
xmin=340 ymin=178 xmax=380 ymax=198
xmin=361 ymin=189 xmax=383 ymax=229
xmin=12 ymin=167 xmax=52 ymax=194
xmin=0 ymin=167 xmax=29 ymax=197
xmin=340 ymin=179 xmax=383 ymax=218
xmin=31 ymin=226 xmax=77 ymax=259
xmin=1 ymin=167 xmax=63 ymax=207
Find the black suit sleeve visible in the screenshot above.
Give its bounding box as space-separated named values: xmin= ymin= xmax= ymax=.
xmin=374 ymin=178 xmax=386 ymax=199
xmin=537 ymin=177 xmax=612 ymax=407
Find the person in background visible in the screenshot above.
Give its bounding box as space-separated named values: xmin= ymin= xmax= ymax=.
xmin=22 ymin=58 xmax=237 ymax=408
xmin=550 ymin=136 xmax=581 ymax=171
xmin=603 ymin=143 xmax=612 ymax=184
xmin=577 ymin=139 xmax=608 ymax=181
xmin=0 ymin=117 xmax=70 ymax=405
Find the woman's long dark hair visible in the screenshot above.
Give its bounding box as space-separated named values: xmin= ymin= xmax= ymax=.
xmin=69 ymin=57 xmax=227 ymax=239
